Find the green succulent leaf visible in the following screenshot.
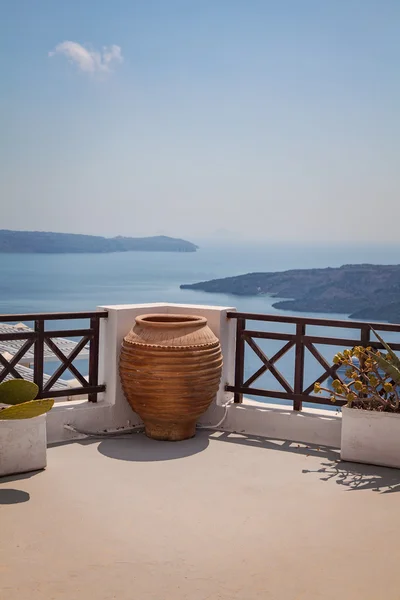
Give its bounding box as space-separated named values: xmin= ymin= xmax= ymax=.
xmin=370 ymin=328 xmax=400 ymax=371
xmin=0 ymin=398 xmax=54 ymax=420
xmin=373 ymin=354 xmax=400 ymax=384
xmin=0 ymin=379 xmax=39 ymax=405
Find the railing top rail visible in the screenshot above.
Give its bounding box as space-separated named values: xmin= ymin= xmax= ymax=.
xmin=227 ymin=311 xmax=400 ymax=333
xmin=0 ymin=310 xmax=108 ymax=322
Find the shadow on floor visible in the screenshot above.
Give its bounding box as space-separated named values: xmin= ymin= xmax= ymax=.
xmin=209 ymin=430 xmax=400 ymax=494
xmin=302 ymin=460 xmax=400 ymax=493
xmin=0 ymin=489 xmax=30 ymax=504
xmin=49 ymin=429 xmax=400 ymax=493
xmin=209 ymin=430 xmax=340 ymax=460
xmin=0 ymin=470 xmax=43 ymax=503
xmin=0 ymin=469 xmax=43 ymax=484
xmin=97 ymin=430 xmax=210 ymax=462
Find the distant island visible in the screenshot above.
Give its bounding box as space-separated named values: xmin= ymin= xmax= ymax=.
xmin=0 ymin=230 xmax=198 ymax=253
xmin=181 ymin=264 xmax=400 ymax=323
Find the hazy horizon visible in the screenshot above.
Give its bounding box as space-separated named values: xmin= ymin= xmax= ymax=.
xmin=1 ymin=1 xmax=399 ymax=243
xmin=3 ymin=227 xmax=400 ymax=256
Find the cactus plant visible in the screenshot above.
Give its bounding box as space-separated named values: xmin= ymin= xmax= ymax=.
xmin=0 ymin=379 xmax=54 ymax=420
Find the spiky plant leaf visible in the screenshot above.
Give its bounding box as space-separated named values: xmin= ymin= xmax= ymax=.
xmin=370 ymin=328 xmax=400 ymax=370
xmin=0 ymin=399 xmax=54 ymax=420
xmin=372 ymin=354 xmax=400 ymax=384
xmin=0 ymin=379 xmax=39 ymax=405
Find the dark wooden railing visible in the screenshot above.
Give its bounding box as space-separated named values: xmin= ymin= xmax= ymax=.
xmin=0 ymin=311 xmax=108 ymax=402
xmin=226 ymin=312 xmax=400 ymax=410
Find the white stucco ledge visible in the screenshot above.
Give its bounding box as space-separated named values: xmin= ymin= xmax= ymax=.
xmin=97 ymin=302 xmax=237 ymax=410
xmin=48 ymin=398 xmax=342 ymax=449
xmin=201 ymin=399 xmax=342 ymax=449
xmin=47 ymin=400 xmax=117 ymax=444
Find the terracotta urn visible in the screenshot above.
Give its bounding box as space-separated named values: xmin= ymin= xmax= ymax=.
xmin=119 ymin=314 xmax=223 ymax=441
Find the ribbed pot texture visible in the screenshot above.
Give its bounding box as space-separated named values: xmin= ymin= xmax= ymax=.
xmin=119 ymin=314 xmax=223 ymax=441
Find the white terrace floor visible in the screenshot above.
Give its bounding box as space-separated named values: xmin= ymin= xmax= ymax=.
xmin=1 ymin=430 xmax=400 ymax=600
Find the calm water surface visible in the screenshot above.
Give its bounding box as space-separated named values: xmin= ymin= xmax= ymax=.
xmin=1 ymin=242 xmax=399 ymax=407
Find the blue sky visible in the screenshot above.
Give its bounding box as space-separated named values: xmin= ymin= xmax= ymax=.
xmin=1 ymin=1 xmax=399 ymax=242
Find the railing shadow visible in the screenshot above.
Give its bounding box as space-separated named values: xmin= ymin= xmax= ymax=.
xmin=209 ymin=430 xmax=400 ymax=494
xmin=209 ymin=430 xmax=339 ymax=460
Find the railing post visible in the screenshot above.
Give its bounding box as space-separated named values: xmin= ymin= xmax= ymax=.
xmin=361 ymin=326 xmax=370 ymax=347
xmin=234 ymin=317 xmax=245 ymax=403
xmin=294 ymin=323 xmax=306 ymax=411
xmin=88 ymin=316 xmax=100 ymax=402
xmin=33 ymin=319 xmax=44 ymax=397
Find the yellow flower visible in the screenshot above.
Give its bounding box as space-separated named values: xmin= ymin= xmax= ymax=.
xmin=347 ymin=392 xmax=356 ymax=403
xmin=384 ymin=382 xmax=393 ymax=393
xmin=333 ymin=355 xmax=341 ymax=365
xmin=330 ymin=395 xmax=336 ymax=403
xmin=313 ymin=382 xmax=322 ymax=394
xmin=332 ymin=381 xmax=344 ymax=394
xmin=369 ymin=374 xmax=379 ymax=387
xmin=354 ymin=381 xmax=363 ymax=391
xmin=343 ymin=349 xmax=351 ymax=358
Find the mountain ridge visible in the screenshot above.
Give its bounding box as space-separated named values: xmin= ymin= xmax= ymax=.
xmin=180 ymin=264 xmax=400 ymax=322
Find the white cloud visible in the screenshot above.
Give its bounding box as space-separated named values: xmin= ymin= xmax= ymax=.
xmin=49 ymin=41 xmax=123 ymax=74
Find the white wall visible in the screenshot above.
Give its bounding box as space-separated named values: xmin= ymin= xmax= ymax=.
xmin=222 ymin=401 xmax=342 ymax=448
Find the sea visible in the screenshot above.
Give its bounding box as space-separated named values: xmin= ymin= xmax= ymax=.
xmin=1 ymin=241 xmax=399 ymax=408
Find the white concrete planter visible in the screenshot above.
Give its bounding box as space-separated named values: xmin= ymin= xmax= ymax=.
xmin=0 ymin=414 xmax=47 ymax=477
xmin=341 ymin=406 xmax=400 ymax=468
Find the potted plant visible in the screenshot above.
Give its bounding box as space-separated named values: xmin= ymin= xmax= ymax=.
xmin=0 ymin=379 xmax=54 ymax=477
xmin=314 ymin=330 xmax=400 ymax=468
